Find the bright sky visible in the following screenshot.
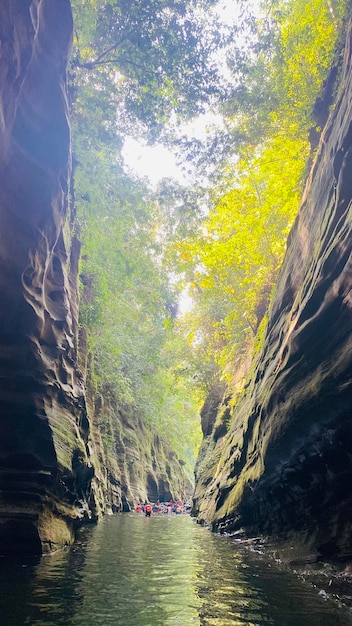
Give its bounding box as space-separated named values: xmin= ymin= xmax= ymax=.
xmin=122 ymin=138 xmax=186 ymax=186
xmin=122 ymin=112 xmax=222 ymax=187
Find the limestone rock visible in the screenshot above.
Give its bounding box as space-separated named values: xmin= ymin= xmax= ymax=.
xmin=0 ymin=1 xmax=191 ymax=556
xmin=194 ymin=23 xmax=352 ymax=561
xmin=0 ymin=0 xmax=96 ymax=556
xmin=85 ymin=388 xmax=192 ymax=513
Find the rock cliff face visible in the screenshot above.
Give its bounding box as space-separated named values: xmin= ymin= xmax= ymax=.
xmin=194 ymin=23 xmax=352 ymax=562
xmin=86 ymin=392 xmax=192 ymax=515
xmin=0 ymin=0 xmax=86 ymax=555
xmin=0 ymin=0 xmax=189 ymax=556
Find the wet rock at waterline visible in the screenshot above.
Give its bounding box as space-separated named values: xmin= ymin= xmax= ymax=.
xmin=193 ymin=23 xmax=352 ymax=562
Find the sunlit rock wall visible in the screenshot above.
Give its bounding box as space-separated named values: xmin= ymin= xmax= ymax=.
xmin=0 ymin=0 xmax=95 ymax=555
xmin=194 ymin=23 xmax=352 ymax=561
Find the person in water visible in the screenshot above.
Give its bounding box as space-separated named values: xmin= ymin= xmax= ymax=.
xmin=145 ymin=503 xmax=152 ymax=517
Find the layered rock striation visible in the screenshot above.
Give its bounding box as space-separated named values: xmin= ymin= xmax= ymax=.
xmin=0 ymin=1 xmax=189 ymax=556
xmin=86 ymin=392 xmax=192 ymax=515
xmin=0 ymin=0 xmax=95 ymax=555
xmin=194 ymin=23 xmax=352 ymax=562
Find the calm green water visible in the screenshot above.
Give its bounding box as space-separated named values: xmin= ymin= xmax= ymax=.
xmin=1 ymin=514 xmax=351 ymax=625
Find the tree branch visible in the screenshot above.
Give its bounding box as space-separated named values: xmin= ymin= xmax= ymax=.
xmin=75 ymin=31 xmax=133 ymax=69
xmin=77 ymin=56 xmax=160 ymax=78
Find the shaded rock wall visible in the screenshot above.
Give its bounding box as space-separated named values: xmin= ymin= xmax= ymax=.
xmin=0 ymin=0 xmax=93 ymax=554
xmin=78 ymin=333 xmax=192 ymax=514
xmin=87 ymin=392 xmax=192 ymax=512
xmin=194 ymin=23 xmax=352 ymax=561
xmin=0 ymin=0 xmax=190 ymax=555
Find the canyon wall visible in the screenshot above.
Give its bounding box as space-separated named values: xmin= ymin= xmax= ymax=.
xmin=194 ymin=23 xmax=352 ymax=562
xmin=0 ymin=0 xmax=188 ymax=556
xmin=0 ymin=0 xmax=83 ymax=555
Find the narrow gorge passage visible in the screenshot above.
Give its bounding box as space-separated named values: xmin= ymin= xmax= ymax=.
xmin=1 ymin=2 xmax=352 ymax=623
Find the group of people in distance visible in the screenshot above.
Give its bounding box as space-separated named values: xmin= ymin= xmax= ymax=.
xmin=135 ymin=500 xmax=191 ymax=516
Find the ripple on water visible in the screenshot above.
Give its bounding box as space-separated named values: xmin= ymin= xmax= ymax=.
xmin=0 ymin=514 xmax=352 ymax=625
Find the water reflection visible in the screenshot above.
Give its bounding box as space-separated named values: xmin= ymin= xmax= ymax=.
xmin=0 ymin=530 xmax=89 ymax=625
xmin=0 ymin=514 xmax=351 ymax=625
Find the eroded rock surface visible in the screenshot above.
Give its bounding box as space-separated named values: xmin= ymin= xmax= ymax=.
xmin=87 ymin=393 xmax=192 ymax=514
xmin=0 ymin=1 xmax=189 ymax=556
xmin=0 ymin=0 xmax=93 ymax=555
xmin=194 ymin=24 xmax=352 ymax=562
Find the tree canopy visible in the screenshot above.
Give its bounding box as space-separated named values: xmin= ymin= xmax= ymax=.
xmin=71 ymin=0 xmax=235 ymax=138
xmin=70 ymin=0 xmax=350 ymax=469
xmin=171 ymin=0 xmax=348 ymax=392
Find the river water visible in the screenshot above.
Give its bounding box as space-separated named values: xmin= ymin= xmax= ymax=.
xmin=1 ymin=513 xmax=351 ymax=626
